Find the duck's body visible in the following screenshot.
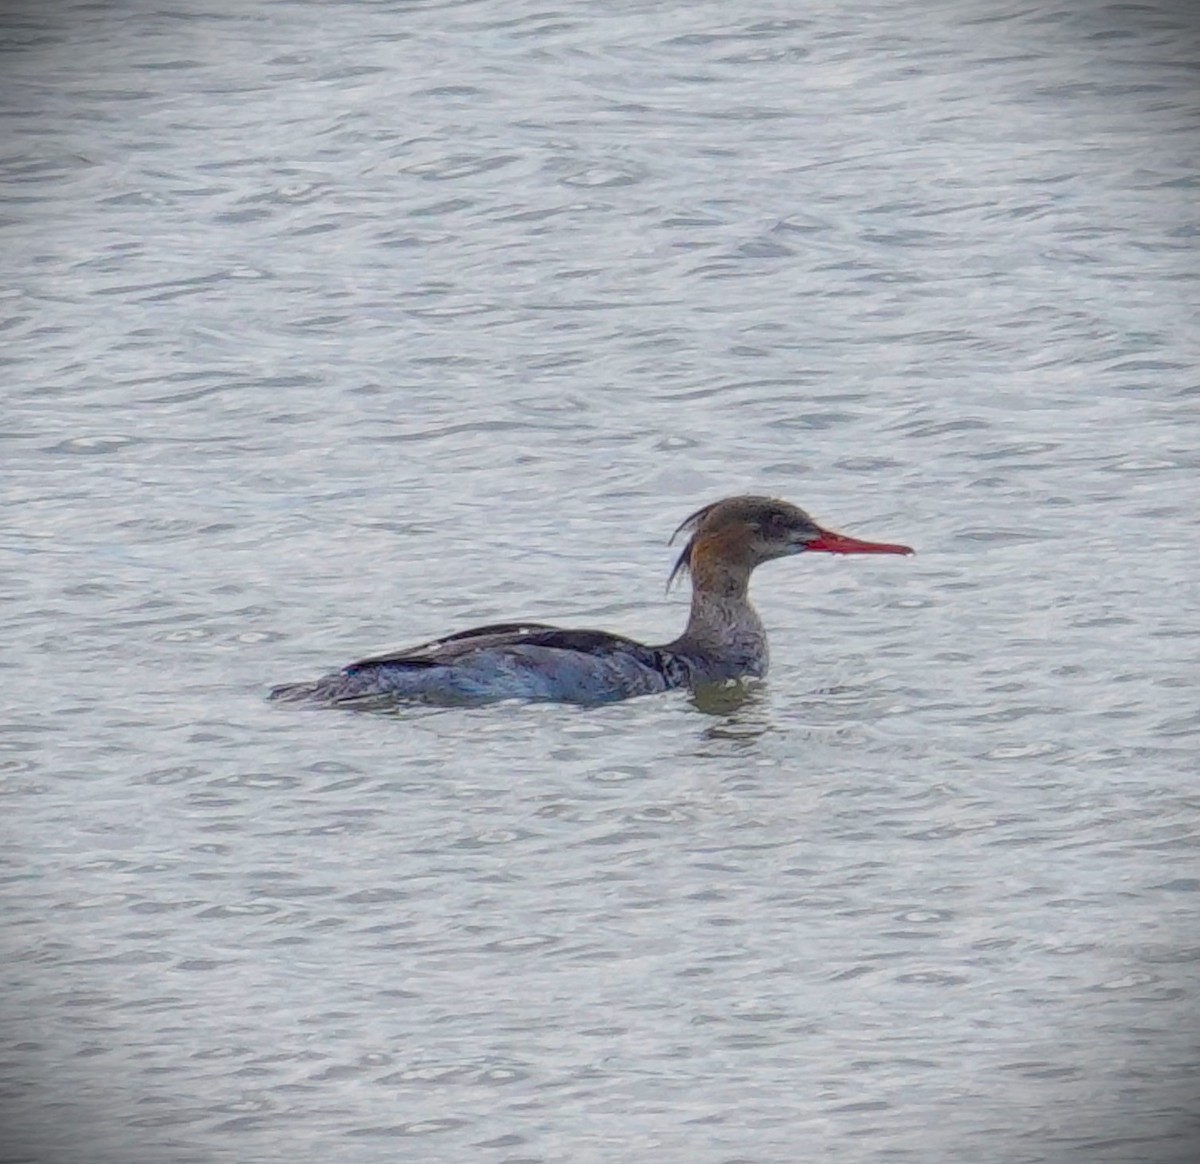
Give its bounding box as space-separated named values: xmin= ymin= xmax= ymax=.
xmin=273 ymin=624 xmax=690 ymax=705
xmin=270 ymin=496 xmax=912 ymax=708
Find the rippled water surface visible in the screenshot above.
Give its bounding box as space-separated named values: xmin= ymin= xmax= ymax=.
xmin=4 ymin=1 xmax=1200 ymax=1161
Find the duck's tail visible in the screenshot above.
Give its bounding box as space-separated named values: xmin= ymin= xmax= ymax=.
xmin=268 ymin=680 xmax=322 ymax=702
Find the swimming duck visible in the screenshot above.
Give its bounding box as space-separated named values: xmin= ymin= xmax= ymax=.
xmin=270 ymin=495 xmax=912 ymax=707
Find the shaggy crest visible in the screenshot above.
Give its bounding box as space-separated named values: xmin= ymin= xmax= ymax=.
xmin=666 ymin=499 xmax=722 ymax=590
xmin=665 ymin=496 xmax=791 ymax=590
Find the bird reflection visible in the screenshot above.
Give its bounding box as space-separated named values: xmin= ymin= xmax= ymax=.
xmin=690 ymin=680 xmax=776 ymax=743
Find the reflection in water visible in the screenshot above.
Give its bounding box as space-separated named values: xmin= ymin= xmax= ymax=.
xmin=691 ymin=680 xmax=777 ymax=742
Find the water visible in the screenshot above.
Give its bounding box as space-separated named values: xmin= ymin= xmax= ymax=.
xmin=4 ymin=1 xmax=1200 ymax=1160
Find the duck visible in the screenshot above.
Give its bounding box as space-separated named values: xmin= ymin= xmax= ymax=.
xmin=269 ymin=495 xmax=913 ymax=707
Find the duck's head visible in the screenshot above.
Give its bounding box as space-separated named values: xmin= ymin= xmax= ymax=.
xmin=668 ymin=496 xmax=913 ymax=589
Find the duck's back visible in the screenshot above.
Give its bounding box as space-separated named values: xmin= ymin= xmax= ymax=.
xmin=269 ymin=622 xmax=685 ymax=706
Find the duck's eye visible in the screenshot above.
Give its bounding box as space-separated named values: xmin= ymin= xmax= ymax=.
xmin=760 ymin=510 xmax=789 ymax=534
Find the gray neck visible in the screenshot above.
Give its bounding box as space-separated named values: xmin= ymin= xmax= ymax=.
xmin=663 ymin=574 xmax=769 ymax=681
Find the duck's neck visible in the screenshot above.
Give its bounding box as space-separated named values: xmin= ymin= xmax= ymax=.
xmin=666 ymin=563 xmax=768 ymax=679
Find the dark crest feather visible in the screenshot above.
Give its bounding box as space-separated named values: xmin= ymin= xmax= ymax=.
xmin=666 ymin=500 xmax=721 ymax=590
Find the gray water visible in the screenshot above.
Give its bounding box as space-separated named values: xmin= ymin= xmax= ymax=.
xmin=4 ymin=1 xmax=1200 ymax=1161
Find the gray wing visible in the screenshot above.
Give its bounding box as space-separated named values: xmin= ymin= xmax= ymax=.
xmin=345 ymin=623 xmax=666 ymax=674
xmin=345 ymin=622 xmax=561 ymax=671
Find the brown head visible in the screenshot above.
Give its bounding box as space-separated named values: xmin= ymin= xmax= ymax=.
xmin=668 ymin=496 xmax=913 ymax=591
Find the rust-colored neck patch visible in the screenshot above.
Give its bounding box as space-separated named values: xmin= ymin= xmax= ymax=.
xmin=687 ymin=523 xmax=755 ymax=593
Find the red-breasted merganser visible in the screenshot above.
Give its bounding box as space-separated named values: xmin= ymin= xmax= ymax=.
xmin=270 ymin=496 xmax=913 ymax=707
